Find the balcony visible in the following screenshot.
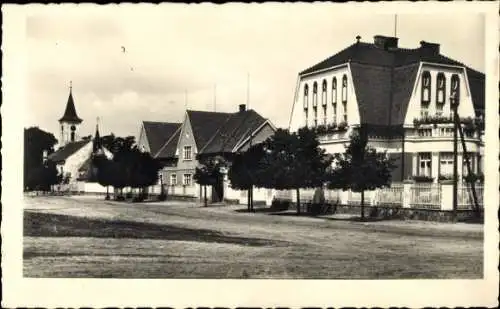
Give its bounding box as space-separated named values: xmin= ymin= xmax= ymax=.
xmin=311 ymin=122 xmax=349 ymax=141
xmin=411 ymin=115 xmax=482 ymax=139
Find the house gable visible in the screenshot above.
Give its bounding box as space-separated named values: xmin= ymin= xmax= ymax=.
xmin=174 ymin=112 xmax=199 ymax=172
xmin=235 ymin=121 xmax=276 ymax=152
xmin=403 ymin=63 xmax=477 ymax=126
xmin=136 ymin=123 xmax=151 ymax=153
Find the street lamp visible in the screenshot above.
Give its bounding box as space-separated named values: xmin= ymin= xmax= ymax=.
xmin=159 ymin=173 xmax=164 ymax=196
xmin=450 ymin=91 xmax=459 ymax=218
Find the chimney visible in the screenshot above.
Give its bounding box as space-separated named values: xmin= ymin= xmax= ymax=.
xmin=373 ymin=35 xmax=399 ymax=50
xmin=239 ymin=104 xmax=246 ymax=112
xmin=419 ymin=41 xmax=440 ymax=55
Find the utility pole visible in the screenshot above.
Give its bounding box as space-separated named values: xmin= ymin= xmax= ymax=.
xmin=394 ymin=14 xmax=398 ymax=37
xmin=184 ymin=90 xmax=188 ymax=110
xmin=247 ymin=72 xmax=254 ymax=211
xmin=451 ymin=93 xmax=458 ymax=219
xmin=247 ymin=72 xmax=250 ymax=109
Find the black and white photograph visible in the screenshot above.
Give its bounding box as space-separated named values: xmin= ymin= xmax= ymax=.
xmin=2 ymin=2 xmax=499 ymax=308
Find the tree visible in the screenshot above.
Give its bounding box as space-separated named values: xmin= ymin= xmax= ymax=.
xmin=92 ymin=154 xmax=113 ymax=200
xmin=327 ymin=130 xmax=395 ymax=220
xmin=99 ymin=137 xmax=162 ymax=201
xmin=132 ymin=149 xmax=163 ymax=198
xmin=24 ymin=127 xmax=58 ymax=191
xmin=262 ymin=127 xmax=332 ymax=215
xmin=228 ymin=143 xmax=266 ymax=211
xmin=25 ymin=160 xmax=62 ymax=193
xmin=194 ymin=158 xmax=225 ymax=207
xmin=229 ymin=127 xmax=332 ymax=214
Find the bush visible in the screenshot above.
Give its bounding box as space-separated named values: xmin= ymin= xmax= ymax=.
xmin=307 ymin=203 xmax=323 ymax=215
xmin=271 ymin=199 xmax=290 ymax=211
xmin=132 ymin=195 xmax=145 ymax=203
xmin=158 ymin=193 xmax=167 ymax=201
xmin=125 ymin=191 xmax=133 ymax=199
xmin=115 ymin=195 xmax=125 ymax=201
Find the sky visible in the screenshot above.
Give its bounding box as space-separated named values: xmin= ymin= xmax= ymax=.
xmin=24 ymin=4 xmax=485 ymax=140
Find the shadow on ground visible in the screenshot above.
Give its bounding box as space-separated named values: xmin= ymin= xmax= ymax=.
xmin=24 ymin=211 xmax=285 ymax=247
xmin=233 ymin=207 xmax=279 ymax=214
xmin=269 ymin=211 xmax=400 ymax=222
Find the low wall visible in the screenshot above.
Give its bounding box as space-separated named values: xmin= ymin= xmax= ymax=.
xmin=277 ymin=200 xmax=483 ymax=222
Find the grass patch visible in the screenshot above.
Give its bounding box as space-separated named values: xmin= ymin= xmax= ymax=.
xmin=24 ymin=211 xmax=283 ymax=247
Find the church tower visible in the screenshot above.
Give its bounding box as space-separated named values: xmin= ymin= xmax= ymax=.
xmin=59 ymin=81 xmax=83 ymax=146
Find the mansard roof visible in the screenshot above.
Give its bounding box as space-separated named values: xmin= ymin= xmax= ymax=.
xmin=299 ymin=36 xmax=485 ymax=126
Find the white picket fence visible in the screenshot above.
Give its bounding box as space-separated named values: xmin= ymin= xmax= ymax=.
xmin=271 ymin=182 xmax=483 ymax=211
xmin=457 ymin=184 xmax=484 ymax=210
xmin=409 ymin=183 xmax=442 ymax=210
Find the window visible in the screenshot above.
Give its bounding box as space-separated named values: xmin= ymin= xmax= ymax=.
xmin=450 ymin=74 xmax=460 ymax=107
xmin=331 ymin=77 xmax=337 ymax=104
xmin=322 ymin=80 xmax=327 ymax=124
xmin=312 ymin=82 xmax=318 ymax=108
xmin=342 ymin=102 xmax=348 ymax=123
xmin=417 ymin=128 xmax=432 ymax=137
xmin=183 ymin=173 xmax=192 ymax=186
xmin=341 ymin=75 xmax=348 ymax=103
xmin=170 ymin=174 xmax=177 ymax=186
xmin=421 ymin=71 xmax=431 ymax=104
xmin=303 ymin=84 xmax=309 ymax=126
xmin=341 ymin=75 xmax=348 ymax=122
xmin=439 ymin=153 xmax=453 ymax=177
xmin=436 ymin=73 xmax=446 ymax=108
xmin=321 ymin=80 xmax=327 ymax=106
xmin=312 ymin=82 xmax=318 ymax=126
xmin=418 ymin=153 xmax=432 ymax=177
xmin=303 ymin=84 xmax=309 ymax=110
xmin=332 ymin=77 xmax=337 ymax=124
xmin=183 ymin=145 xmax=192 ymax=160
xmin=332 ymin=103 xmax=337 ymax=125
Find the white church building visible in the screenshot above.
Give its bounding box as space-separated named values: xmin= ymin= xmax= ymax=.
xmin=47 ymin=84 xmax=112 ymax=191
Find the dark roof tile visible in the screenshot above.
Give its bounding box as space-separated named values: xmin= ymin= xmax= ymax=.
xmin=186 ymin=110 xmax=232 ymax=150
xmin=59 ymin=90 xmax=83 ymax=123
xmin=155 ymin=126 xmax=182 ymax=159
xmin=200 ymin=110 xmax=267 ymax=154
xmin=47 ymin=140 xmax=90 ymax=163
xmin=142 ymin=121 xmax=182 ymax=156
xmin=300 ymin=40 xmax=485 ymax=125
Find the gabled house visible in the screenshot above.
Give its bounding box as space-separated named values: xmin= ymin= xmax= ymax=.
xmin=289 ymin=35 xmax=485 ymax=183
xmin=136 ymin=120 xmax=182 ymax=189
xmin=140 ymin=104 xmax=276 ymax=201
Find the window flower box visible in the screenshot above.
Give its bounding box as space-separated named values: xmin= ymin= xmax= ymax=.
xmin=438 ymin=174 xmax=453 ymax=182
xmin=412 ymin=175 xmax=434 ymax=183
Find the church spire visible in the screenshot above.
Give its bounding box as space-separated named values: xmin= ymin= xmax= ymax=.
xmin=59 ymin=81 xmax=83 ymax=124
xmin=93 ymin=117 xmax=103 ymax=154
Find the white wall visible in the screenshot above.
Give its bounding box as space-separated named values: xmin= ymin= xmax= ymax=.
xmin=60 ymin=141 xmax=92 ymax=182
xmin=237 ymin=122 xmax=276 ymax=152
xmin=136 ymin=123 xmax=150 ymax=153
xmin=403 ymin=64 xmax=476 ymax=125
xmin=290 ymin=64 xmax=361 ymax=132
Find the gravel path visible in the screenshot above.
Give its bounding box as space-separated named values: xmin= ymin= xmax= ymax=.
xmin=23 ymin=195 xmax=483 ymax=279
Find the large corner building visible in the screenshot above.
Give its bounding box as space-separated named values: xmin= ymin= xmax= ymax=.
xmin=289 ymin=35 xmax=485 ymax=183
